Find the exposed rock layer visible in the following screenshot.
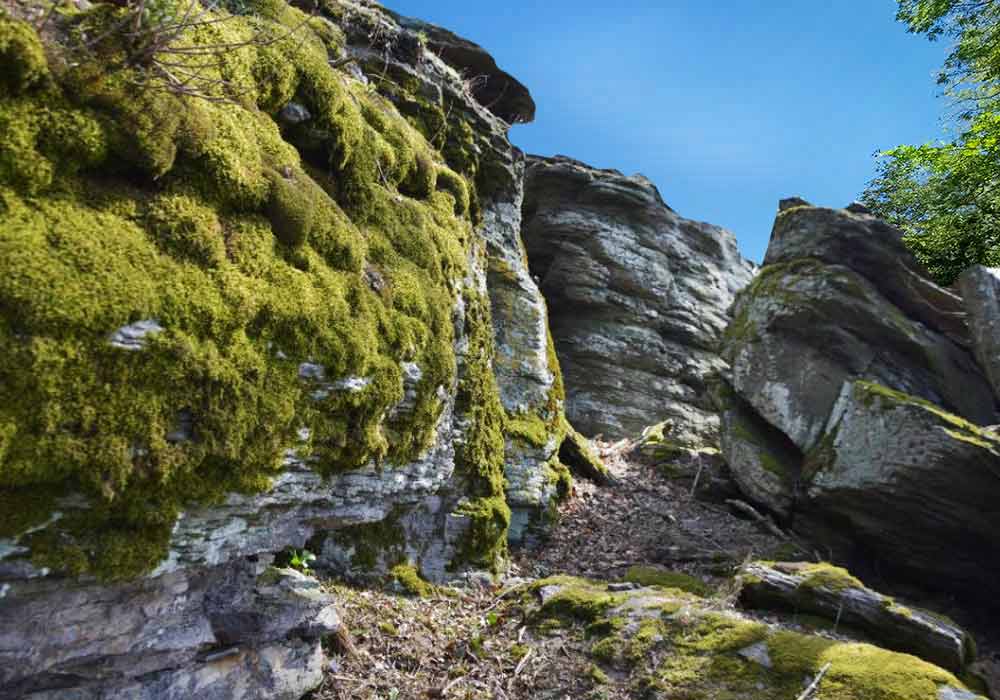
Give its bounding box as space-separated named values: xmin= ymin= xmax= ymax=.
xmin=521 ymin=155 xmax=754 ymax=444
xmin=0 ymin=2 xmax=562 ymax=697
xmin=719 ymin=201 xmax=1000 ymax=600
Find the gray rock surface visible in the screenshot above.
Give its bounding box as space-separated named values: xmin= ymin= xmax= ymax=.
xmin=801 ymin=380 xmax=1000 ymax=597
xmin=1 ymin=563 xmax=335 ymax=699
xmin=959 ymin=265 xmax=1000 ymax=402
xmin=718 ymin=200 xmax=1000 ymax=600
xmin=521 ymin=155 xmax=754 ymax=444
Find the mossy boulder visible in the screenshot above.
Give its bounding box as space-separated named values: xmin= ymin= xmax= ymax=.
xmin=0 ymin=3 xmax=498 ymax=582
xmin=527 ymin=575 xmax=986 ymax=700
xmin=740 ymin=561 xmax=976 ymax=672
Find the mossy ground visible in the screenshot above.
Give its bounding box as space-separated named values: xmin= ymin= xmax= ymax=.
xmin=0 ymin=2 xmax=506 ymax=579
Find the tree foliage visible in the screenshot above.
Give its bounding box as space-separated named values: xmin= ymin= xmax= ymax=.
xmin=862 ymin=0 xmax=1000 ymax=285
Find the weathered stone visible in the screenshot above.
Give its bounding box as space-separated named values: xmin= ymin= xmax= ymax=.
xmin=384 ymin=9 xmax=535 ymax=124
xmin=0 ymin=5 xmax=559 ymax=698
xmin=522 ymin=155 xmax=754 ymax=444
xmin=0 ymin=562 xmax=334 ymax=699
xmin=958 ymin=265 xmax=1000 ymax=402
xmin=107 ymin=319 xmax=163 ymax=351
xmin=719 ymin=201 xmax=1000 ymax=603
xmin=740 ymin=561 xmax=975 ymax=672
xmin=801 ymin=380 xmax=1000 ymax=598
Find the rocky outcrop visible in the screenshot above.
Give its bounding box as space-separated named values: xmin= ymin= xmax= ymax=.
xmin=740 ymin=561 xmax=975 ymax=673
xmin=959 ymin=265 xmax=1000 ymax=401
xmin=335 ymin=1 xmax=566 ymax=545
xmin=521 ymin=156 xmax=754 ymax=445
xmin=718 ymin=200 xmax=1000 ymax=600
xmin=0 ymin=2 xmax=564 ymax=696
xmin=528 ymin=575 xmax=985 ymax=699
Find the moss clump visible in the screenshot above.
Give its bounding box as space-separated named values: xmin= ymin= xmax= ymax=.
xmin=390 ymin=563 xmax=434 ymax=598
xmin=587 ymin=664 xmax=610 ymax=685
xmin=768 ymin=630 xmax=968 ymax=700
xmin=673 ymin=612 xmax=768 ymax=653
xmin=0 ymin=17 xmax=48 ymax=96
xmin=625 ymin=566 xmax=710 ymax=597
xmin=796 ymin=562 xmax=865 ymax=592
xmin=0 ymin=6 xmax=487 ymax=579
xmin=145 ymin=192 xmax=227 ymax=266
xmin=531 ymin=576 xmax=618 ymax=623
xmin=264 ymin=168 xmax=316 ymax=247
xmin=546 ymin=457 xmax=573 ymax=501
xmin=506 ymin=411 xmax=551 ymax=448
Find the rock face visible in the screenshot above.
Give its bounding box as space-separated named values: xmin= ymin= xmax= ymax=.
xmin=958 ymin=265 xmax=1000 ymax=401
xmin=335 ymin=1 xmax=566 ymax=547
xmin=521 ymin=155 xmax=754 ymax=444
xmin=0 ymin=3 xmax=565 ymax=697
xmin=718 ymin=200 xmax=1000 ymax=599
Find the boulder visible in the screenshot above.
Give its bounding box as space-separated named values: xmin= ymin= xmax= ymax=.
xmin=801 ymin=380 xmax=1000 ymax=596
xmin=528 ymin=575 xmax=985 ymax=699
xmin=521 ymin=155 xmax=754 ymax=444
xmin=718 ymin=200 xmax=1000 ymax=601
xmin=958 ymin=265 xmax=1000 ymax=402
xmin=740 ymin=561 xmax=975 ymax=673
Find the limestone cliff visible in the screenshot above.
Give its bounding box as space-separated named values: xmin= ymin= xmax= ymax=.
xmin=0 ymin=2 xmax=567 ymax=696
xmin=521 ymin=155 xmax=754 ymax=445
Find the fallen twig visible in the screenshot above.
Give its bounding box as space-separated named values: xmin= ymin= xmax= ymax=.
xmin=796 ymin=662 xmax=832 ymax=700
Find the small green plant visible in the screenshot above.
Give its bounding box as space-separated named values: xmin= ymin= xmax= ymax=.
xmin=288 ymin=549 xmax=316 ymax=572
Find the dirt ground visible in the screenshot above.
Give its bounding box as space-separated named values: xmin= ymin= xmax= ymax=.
xmin=308 ymin=440 xmax=1000 ymax=700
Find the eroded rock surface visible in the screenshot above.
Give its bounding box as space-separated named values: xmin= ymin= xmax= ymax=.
xmin=718 ymin=200 xmax=1000 ymax=600
xmin=521 ymin=155 xmax=754 ymax=444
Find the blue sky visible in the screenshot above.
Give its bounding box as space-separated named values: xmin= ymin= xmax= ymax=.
xmin=384 ymin=1 xmax=951 ymax=262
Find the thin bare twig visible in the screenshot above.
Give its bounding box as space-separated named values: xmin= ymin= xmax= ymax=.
xmin=796 ymin=662 xmax=832 ymax=700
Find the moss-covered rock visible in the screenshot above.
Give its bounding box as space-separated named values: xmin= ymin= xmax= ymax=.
xmin=0 ymin=4 xmax=496 ymax=580
xmin=527 ymin=575 xmax=986 ymax=700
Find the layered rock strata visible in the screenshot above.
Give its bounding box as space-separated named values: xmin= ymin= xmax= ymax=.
xmin=521 ymin=155 xmax=754 ymax=445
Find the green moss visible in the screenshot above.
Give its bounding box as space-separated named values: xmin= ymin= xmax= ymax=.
xmin=591 ymin=636 xmax=620 ymax=663
xmin=587 ymin=664 xmax=611 ymax=685
xmin=546 ymin=457 xmax=574 ymax=501
xmin=625 ymin=566 xmax=710 ymax=597
xmin=767 ymin=629 xmax=967 ymax=699
xmin=0 ymin=17 xmax=48 ymax=96
xmin=0 ymin=9 xmax=492 ymax=579
xmin=531 ymin=576 xmax=618 ymax=623
xmin=506 ymin=411 xmax=551 ymax=448
xmin=390 ymin=563 xmax=434 ymax=598
xmin=673 ymin=612 xmax=768 ymax=653
xmin=449 ymin=289 xmax=510 ymax=572
xmin=377 ymin=620 xmax=399 ymax=636
xmin=796 ymin=562 xmax=865 ymax=592
xmin=145 ymin=192 xmax=226 ymax=266
xmin=264 ymin=168 xmax=316 ymax=247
